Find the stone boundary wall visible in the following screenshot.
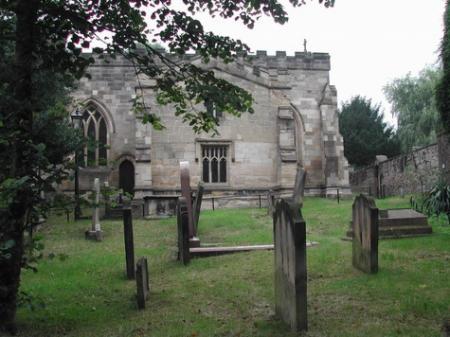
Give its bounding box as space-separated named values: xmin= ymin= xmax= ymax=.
xmin=350 ymin=142 xmax=440 ymax=197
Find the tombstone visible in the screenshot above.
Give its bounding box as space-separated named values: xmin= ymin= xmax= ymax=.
xmin=352 ymin=194 xmax=379 ymax=274
xmin=267 ymin=190 xmax=275 ymax=216
xmin=273 ymin=198 xmax=307 ymax=332
xmin=293 ymin=167 xmax=307 ymax=207
xmin=136 ymin=257 xmax=149 ymax=309
xmin=103 ymin=181 xmax=111 ymax=218
xmin=179 ymin=161 xmax=200 ymax=247
xmin=85 ymin=178 xmax=103 ymax=241
xmin=123 ymin=207 xmax=135 ymax=279
xmin=442 ymin=319 xmax=450 ymax=337
xmin=177 ymin=197 xmax=190 ymax=265
xmin=192 ymin=182 xmax=204 ymax=234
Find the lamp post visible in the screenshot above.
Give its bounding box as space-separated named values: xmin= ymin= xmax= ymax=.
xmin=71 ymin=108 xmax=83 ymax=221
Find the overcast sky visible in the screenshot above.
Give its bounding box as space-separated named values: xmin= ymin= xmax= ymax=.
xmin=195 ymin=0 xmax=445 ymax=126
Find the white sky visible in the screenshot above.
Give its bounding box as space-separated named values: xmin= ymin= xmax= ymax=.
xmin=194 ymin=0 xmax=445 ymax=127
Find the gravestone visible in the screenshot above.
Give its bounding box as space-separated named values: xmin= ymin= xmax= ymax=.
xmin=85 ymin=178 xmax=103 ymax=241
xmin=179 ymin=161 xmax=200 ymax=247
xmin=123 ymin=207 xmax=135 ymax=279
xmin=442 ymin=319 xmax=450 ymax=337
xmin=273 ymin=198 xmax=307 ymax=332
xmin=267 ymin=190 xmax=275 ymax=216
xmin=136 ymin=257 xmax=149 ymax=309
xmin=192 ymin=182 xmax=204 ymax=234
xmin=293 ymin=167 xmax=307 ymax=206
xmin=352 ymin=194 xmax=379 ymax=274
xmin=177 ymin=197 xmax=190 ymax=265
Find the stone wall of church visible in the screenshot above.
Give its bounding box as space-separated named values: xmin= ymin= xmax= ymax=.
xmin=68 ymin=51 xmax=350 ymax=198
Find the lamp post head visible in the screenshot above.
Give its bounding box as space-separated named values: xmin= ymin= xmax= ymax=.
xmin=71 ymin=107 xmax=83 ymax=128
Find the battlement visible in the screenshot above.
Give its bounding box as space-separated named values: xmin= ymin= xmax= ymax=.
xmin=87 ymin=49 xmax=331 ymax=71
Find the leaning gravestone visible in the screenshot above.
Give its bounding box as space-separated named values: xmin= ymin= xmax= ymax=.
xmin=177 ymin=197 xmax=190 ymax=265
xmin=179 ymin=161 xmax=200 ymax=247
xmin=267 ymin=190 xmax=275 ymax=216
xmin=85 ymin=178 xmax=103 ymax=241
xmin=123 ymin=207 xmax=135 ymax=279
xmin=352 ymin=194 xmax=379 ymax=274
xmin=192 ymin=182 xmax=204 ymax=234
xmin=136 ymin=257 xmax=149 ymax=309
xmin=293 ymin=167 xmax=307 ymax=207
xmin=273 ymin=198 xmax=307 ymax=332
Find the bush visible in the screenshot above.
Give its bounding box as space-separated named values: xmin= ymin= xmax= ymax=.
xmin=422 ymin=179 xmax=450 ymax=225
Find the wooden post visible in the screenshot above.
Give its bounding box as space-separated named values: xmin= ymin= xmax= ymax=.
xmin=123 ymin=208 xmax=135 ymax=279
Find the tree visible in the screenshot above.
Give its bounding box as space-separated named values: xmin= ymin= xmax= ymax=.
xmin=436 ymin=0 xmax=450 ymax=134
xmin=0 ymin=0 xmax=334 ymax=333
xmin=338 ymin=96 xmax=401 ymax=167
xmin=384 ymin=66 xmax=442 ymax=152
xmin=0 ymin=12 xmax=83 ymax=334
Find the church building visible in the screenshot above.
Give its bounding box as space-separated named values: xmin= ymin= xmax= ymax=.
xmin=69 ymin=50 xmax=350 ymax=214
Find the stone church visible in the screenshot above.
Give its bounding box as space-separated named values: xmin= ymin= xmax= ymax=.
xmin=69 ymin=50 xmax=350 ymax=214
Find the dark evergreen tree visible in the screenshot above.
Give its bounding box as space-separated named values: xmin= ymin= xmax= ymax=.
xmin=338 ymin=96 xmax=401 ymax=167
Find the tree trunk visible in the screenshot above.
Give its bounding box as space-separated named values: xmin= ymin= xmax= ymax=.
xmin=0 ymin=0 xmax=38 ymax=334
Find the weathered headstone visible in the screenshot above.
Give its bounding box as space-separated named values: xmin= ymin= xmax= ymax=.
xmin=267 ymin=190 xmax=275 ymax=216
xmin=180 ymin=161 xmax=194 ymax=235
xmin=352 ymin=194 xmax=379 ymax=274
xmin=136 ymin=257 xmax=149 ymax=310
xmin=273 ymin=198 xmax=307 ymax=332
xmin=103 ymin=181 xmax=111 ymax=218
xmin=442 ymin=319 xmax=450 ymax=337
xmin=179 ymin=161 xmax=200 ymax=247
xmin=85 ymin=178 xmax=103 ymax=241
xmin=177 ymin=197 xmax=190 ymax=265
xmin=123 ymin=207 xmax=135 ymax=279
xmin=192 ymin=182 xmax=204 ymax=233
xmin=293 ymin=167 xmax=307 ymax=207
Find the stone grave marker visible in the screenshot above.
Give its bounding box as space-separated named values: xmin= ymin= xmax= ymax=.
xmin=179 ymin=161 xmax=200 ymax=247
xmin=273 ymin=197 xmax=307 ymax=332
xmin=442 ymin=319 xmax=450 ymax=337
xmin=123 ymin=207 xmax=135 ymax=279
xmin=85 ymin=178 xmax=103 ymax=241
xmin=352 ymin=194 xmax=379 ymax=274
xmin=180 ymin=161 xmax=194 ymax=235
xmin=192 ymin=182 xmax=204 ymax=234
xmin=293 ymin=167 xmax=307 ymax=207
xmin=136 ymin=257 xmax=149 ymax=309
xmin=177 ymin=197 xmax=190 ymax=265
xmin=267 ymin=190 xmax=275 ymax=216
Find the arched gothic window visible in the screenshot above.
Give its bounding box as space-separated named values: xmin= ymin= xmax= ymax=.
xmin=82 ymin=104 xmax=108 ymax=167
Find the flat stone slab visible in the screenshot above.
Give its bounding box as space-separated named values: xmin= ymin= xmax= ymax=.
xmin=347 ymin=207 xmax=432 ymax=239
xmin=190 ymin=242 xmax=318 ymax=257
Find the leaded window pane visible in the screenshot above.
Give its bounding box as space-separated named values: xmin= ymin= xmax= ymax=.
xmin=201 ymin=144 xmax=228 ymax=184
xmin=99 ymin=118 xmax=107 ymax=165
xmin=87 ymin=119 xmax=96 ymax=166
xmin=81 ymin=105 xmax=109 ymax=167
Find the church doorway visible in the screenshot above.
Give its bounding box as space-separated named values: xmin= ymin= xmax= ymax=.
xmin=119 ymin=160 xmax=135 ymax=196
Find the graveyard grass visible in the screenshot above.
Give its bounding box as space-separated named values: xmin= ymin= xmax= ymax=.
xmin=15 ymin=197 xmax=450 ymax=337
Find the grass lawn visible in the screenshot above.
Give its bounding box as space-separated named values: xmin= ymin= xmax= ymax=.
xmin=14 ymin=196 xmax=450 ymax=337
